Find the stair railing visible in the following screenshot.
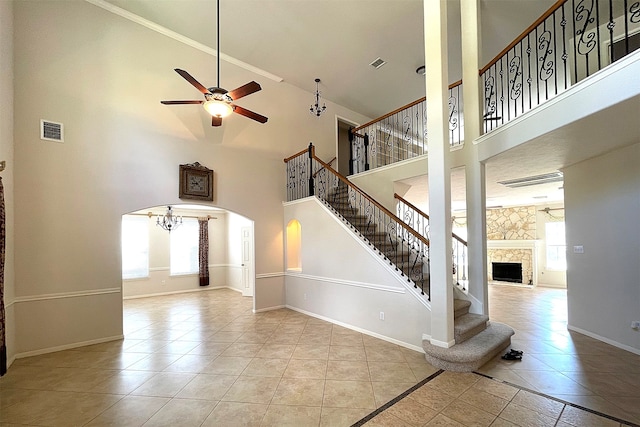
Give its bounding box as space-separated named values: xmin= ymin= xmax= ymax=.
xmin=285 ymin=144 xmax=431 ymax=298
xmin=394 ymin=193 xmax=468 ymax=290
xmin=480 ymin=0 xmax=640 ymax=133
xmin=349 ymin=81 xmax=463 ymax=175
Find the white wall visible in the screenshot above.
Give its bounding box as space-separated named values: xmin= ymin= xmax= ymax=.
xmin=0 ymin=0 xmax=15 ymax=366
xmin=11 ymin=1 xmax=369 ymax=355
xmin=564 ymin=142 xmax=640 ymax=353
xmin=283 ymin=198 xmax=430 ymax=350
xmin=226 ymin=211 xmax=252 ymax=294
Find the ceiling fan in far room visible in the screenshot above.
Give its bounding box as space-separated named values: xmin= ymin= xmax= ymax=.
xmin=160 ymin=0 xmax=268 ymax=127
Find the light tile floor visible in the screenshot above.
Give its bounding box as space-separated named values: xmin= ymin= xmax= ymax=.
xmin=0 ymin=285 xmax=638 ymax=426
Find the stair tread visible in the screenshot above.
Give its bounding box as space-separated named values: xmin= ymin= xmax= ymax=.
xmin=423 ymin=322 xmax=514 ymax=364
xmin=454 ymin=299 xmax=471 ymax=312
xmin=454 ymin=313 xmax=489 ymax=334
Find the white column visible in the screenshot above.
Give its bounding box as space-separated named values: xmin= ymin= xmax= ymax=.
xmin=424 ymin=0 xmax=454 ymax=347
xmin=461 ymin=0 xmax=489 ymax=313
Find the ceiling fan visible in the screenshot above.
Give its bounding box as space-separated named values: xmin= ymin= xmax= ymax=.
xmin=160 ymin=0 xmax=267 ymax=127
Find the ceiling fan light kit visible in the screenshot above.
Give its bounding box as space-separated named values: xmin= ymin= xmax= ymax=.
xmin=203 ymin=99 xmax=233 ymax=118
xmin=160 ymin=0 xmax=267 ymax=126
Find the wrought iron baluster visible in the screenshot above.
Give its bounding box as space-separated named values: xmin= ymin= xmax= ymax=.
xmin=561 ymin=4 xmax=568 ymax=90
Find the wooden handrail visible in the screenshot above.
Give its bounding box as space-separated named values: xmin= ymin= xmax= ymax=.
xmin=394 ymin=193 xmax=468 ymax=246
xmin=283 ymin=147 xmax=309 ymax=163
xmin=312 ymin=156 xmax=337 ymax=178
xmin=479 ymin=0 xmax=567 ymax=75
xmin=351 ymin=80 xmax=464 ymax=134
xmin=313 ymin=155 xmax=430 ymax=247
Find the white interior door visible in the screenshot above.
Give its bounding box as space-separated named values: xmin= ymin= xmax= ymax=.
xmin=241 ymin=226 xmax=254 ymax=297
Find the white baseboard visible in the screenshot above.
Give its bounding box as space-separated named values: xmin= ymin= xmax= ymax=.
xmin=123 ymin=285 xmax=228 ymax=300
xmin=253 ymin=305 xmax=286 ymax=313
xmin=567 ymin=324 xmax=640 ymax=356
xmin=14 ymin=335 xmax=125 ymax=359
xmin=286 ymin=305 xmax=424 ymax=353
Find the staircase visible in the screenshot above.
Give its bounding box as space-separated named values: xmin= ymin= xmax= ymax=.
xmin=422 ymin=298 xmax=514 ymax=372
xmin=325 ymin=180 xmax=513 ymax=372
xmin=324 ymin=181 xmax=430 ymax=295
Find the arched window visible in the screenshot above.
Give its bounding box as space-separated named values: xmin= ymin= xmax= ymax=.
xmin=286 ymin=219 xmax=301 ymax=271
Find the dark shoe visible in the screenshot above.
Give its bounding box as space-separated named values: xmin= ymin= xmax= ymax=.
xmin=501 ymin=352 xmax=522 ymax=361
xmin=509 ymin=349 xmax=523 ymax=356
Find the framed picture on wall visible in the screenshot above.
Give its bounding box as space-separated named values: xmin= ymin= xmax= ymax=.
xmin=179 ymin=162 xmax=214 ymax=201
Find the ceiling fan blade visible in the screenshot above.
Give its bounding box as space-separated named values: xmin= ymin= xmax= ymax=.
xmin=227 ymin=81 xmax=262 ymax=101
xmin=175 ymin=69 xmax=210 ymax=95
xmin=212 ymin=116 xmax=222 ymax=127
xmin=232 ymin=105 xmax=268 ymax=124
xmin=161 ymin=100 xmax=204 ymax=105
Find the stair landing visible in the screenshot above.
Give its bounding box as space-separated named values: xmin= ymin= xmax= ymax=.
xmin=422 ymin=322 xmax=514 ymax=372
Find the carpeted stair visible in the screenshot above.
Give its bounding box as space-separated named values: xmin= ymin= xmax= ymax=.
xmin=422 ymin=299 xmax=514 ymax=372
xmin=323 ymin=181 xmax=430 ymax=295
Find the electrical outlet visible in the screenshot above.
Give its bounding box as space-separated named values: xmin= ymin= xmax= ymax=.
xmin=573 ymin=245 xmax=584 ymax=254
xmin=303 ymin=293 xmax=307 ymax=300
xmin=161 ymin=280 xmax=166 ymax=285
xmin=631 ymin=321 xmax=640 ymax=330
xmin=379 ymin=312 xmax=385 ymax=321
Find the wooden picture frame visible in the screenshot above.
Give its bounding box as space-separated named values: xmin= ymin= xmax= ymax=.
xmin=179 ymin=162 xmax=214 ymax=201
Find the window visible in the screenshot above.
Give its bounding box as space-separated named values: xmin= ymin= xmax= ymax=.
xmin=122 ymin=215 xmax=149 ymax=279
xmin=545 ymin=222 xmax=567 ymax=271
xmin=170 ymin=218 xmax=199 ymax=275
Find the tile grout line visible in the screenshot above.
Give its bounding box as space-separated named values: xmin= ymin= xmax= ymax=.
xmin=473 ymin=371 xmax=640 ymax=427
xmin=349 ymin=369 xmax=445 ymax=427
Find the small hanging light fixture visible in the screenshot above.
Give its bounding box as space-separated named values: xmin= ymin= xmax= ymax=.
xmin=156 ymin=206 xmax=182 ymax=232
xmin=309 ymin=78 xmax=326 ymax=117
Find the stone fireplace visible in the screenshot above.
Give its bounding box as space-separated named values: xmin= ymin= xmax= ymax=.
xmin=487 ymin=240 xmax=537 ymax=285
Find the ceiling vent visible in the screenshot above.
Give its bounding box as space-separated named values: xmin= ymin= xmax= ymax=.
xmin=369 ymin=57 xmax=386 ymax=69
xmin=40 ymin=119 xmax=64 ymax=142
xmin=498 ymin=172 xmax=563 ymax=188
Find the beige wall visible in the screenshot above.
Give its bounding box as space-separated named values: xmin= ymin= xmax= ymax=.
xmin=0 ymin=0 xmax=15 ymax=364
xmin=564 ymin=142 xmax=640 ymax=353
xmin=11 ymin=1 xmax=369 ymax=356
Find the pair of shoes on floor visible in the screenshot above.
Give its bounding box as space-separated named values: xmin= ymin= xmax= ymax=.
xmin=501 ymin=348 xmax=523 ymax=361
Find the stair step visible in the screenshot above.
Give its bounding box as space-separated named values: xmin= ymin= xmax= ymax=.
xmin=454 ymin=313 xmax=489 ymax=344
xmin=422 ymin=322 xmax=514 ymax=372
xmin=454 ymin=299 xmax=471 ymax=318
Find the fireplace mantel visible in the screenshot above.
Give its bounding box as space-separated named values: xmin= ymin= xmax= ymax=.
xmin=487 ymin=240 xmax=538 ymax=250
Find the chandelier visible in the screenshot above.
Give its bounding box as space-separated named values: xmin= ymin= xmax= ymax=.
xmin=309 ymin=78 xmax=326 ymax=117
xmin=156 ymin=206 xmax=182 ymax=232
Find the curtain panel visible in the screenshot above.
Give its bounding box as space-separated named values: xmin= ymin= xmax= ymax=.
xmin=198 ymin=218 xmax=209 ymax=287
xmin=0 ymin=177 xmax=6 ymax=375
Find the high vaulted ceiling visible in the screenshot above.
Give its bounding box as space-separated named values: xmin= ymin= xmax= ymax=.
xmin=97 ymin=0 xmax=639 ymax=212
xmin=102 ymin=0 xmax=555 ymax=119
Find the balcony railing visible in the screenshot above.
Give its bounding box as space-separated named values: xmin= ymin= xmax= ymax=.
xmin=481 ymin=0 xmax=640 ymax=132
xmin=347 ymin=0 xmax=638 ymax=174
xmin=395 ymin=193 xmax=468 ymax=290
xmin=349 ymin=81 xmax=463 ymax=175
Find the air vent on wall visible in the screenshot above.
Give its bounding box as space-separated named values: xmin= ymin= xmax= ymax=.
xmin=498 ymin=171 xmax=563 ymax=188
xmin=369 ymin=57 xmax=386 ymax=69
xmin=40 ymin=119 xmax=64 ymax=142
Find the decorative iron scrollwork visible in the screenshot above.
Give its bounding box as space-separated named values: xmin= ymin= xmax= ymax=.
xmin=508 ymin=56 xmax=523 ymax=99
xmin=575 ymin=0 xmax=597 ymax=56
xmin=538 ymin=30 xmax=554 ymax=81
